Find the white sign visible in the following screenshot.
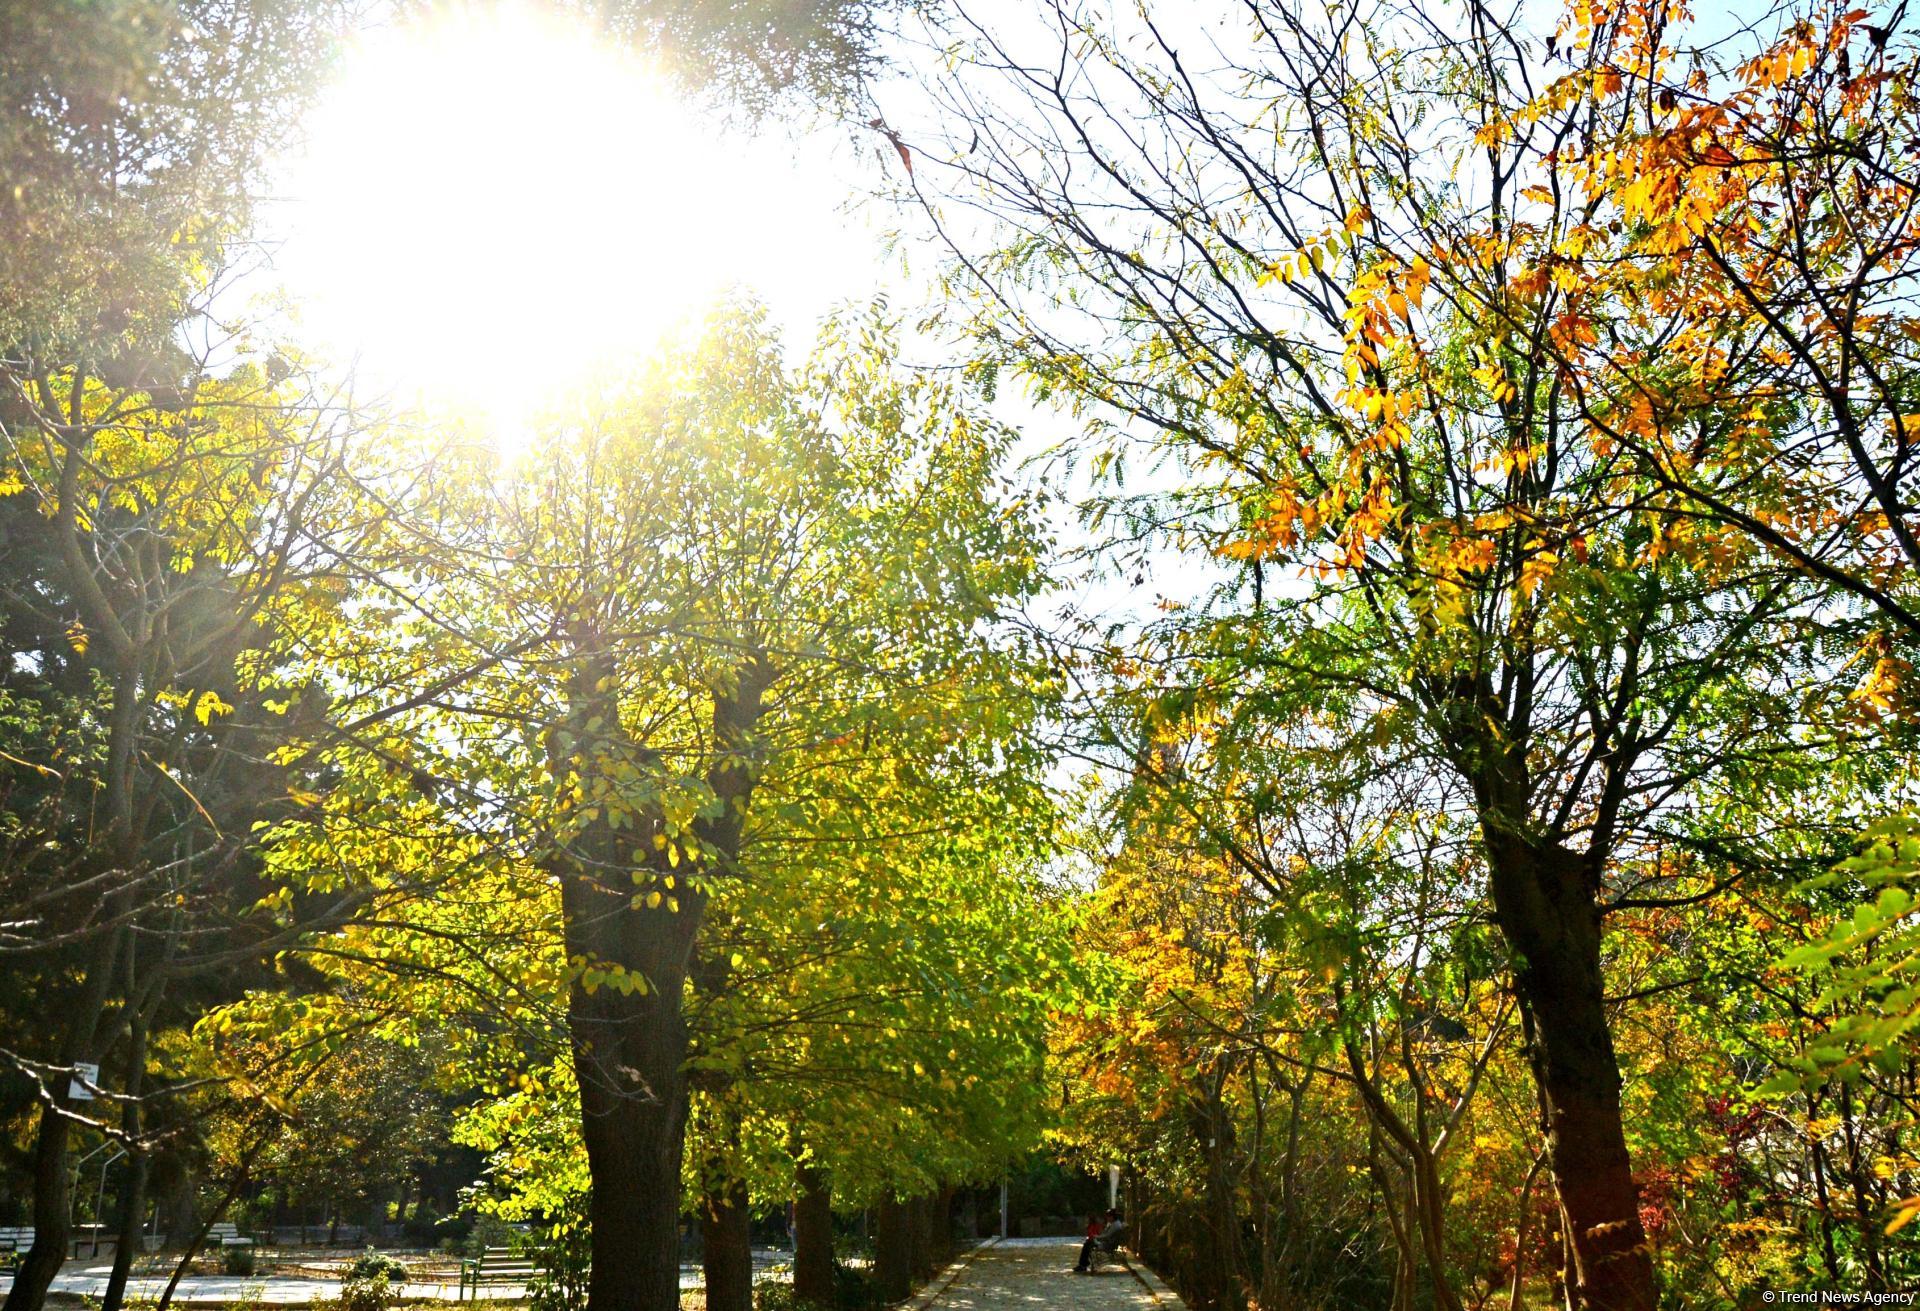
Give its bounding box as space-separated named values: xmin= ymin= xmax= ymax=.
xmin=67 ymin=1062 xmax=100 ymax=1101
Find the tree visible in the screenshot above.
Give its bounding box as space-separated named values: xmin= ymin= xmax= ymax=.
xmin=0 ymin=7 xmax=356 ymax=1306
xmin=0 ymin=357 xmax=377 ymax=1311
xmin=257 ymin=302 xmax=1064 ymax=1311
xmin=906 ymin=2 xmax=1897 ymax=1304
xmin=594 ymin=0 xmax=908 ymax=112
xmin=1509 ymin=0 xmax=1920 ymax=647
xmin=0 ymin=0 xmax=335 ymax=370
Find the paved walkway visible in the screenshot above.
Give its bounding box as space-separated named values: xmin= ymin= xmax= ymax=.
xmin=9 ymin=1271 xmax=479 ymax=1304
xmin=917 ymin=1239 xmax=1180 ymax=1311
xmin=2 ymin=1250 xmax=790 ymax=1304
xmin=4 ymin=1238 xmax=1180 ymax=1309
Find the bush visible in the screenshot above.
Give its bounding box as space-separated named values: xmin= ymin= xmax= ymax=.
xmin=755 ymin=1282 xmax=798 ymax=1311
xmin=404 ymin=1202 xmax=443 ymax=1245
xmin=832 ymin=1264 xmax=878 ymax=1311
xmin=528 ymin=1228 xmax=589 ymax=1311
xmin=337 ymin=1275 xmax=396 ymax=1311
xmin=348 ymin=1250 xmax=408 ymax=1283
xmin=221 ymin=1246 xmax=256 ymax=1276
xmin=465 ymin=1213 xmax=517 ymax=1259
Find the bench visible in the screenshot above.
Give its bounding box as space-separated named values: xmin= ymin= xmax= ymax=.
xmin=0 ymin=1227 xmax=115 ymax=1263
xmin=459 ymin=1248 xmax=536 ymax=1300
xmin=0 ymin=1228 xmax=93 ymax=1262
xmin=0 ymin=1228 xmax=29 ymax=1270
xmin=208 ymin=1222 xmax=255 ymax=1248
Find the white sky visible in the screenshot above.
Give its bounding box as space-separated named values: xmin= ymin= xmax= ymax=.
xmin=247 ymin=0 xmax=1152 ymax=641
xmin=257 ymin=3 xmax=894 ymax=426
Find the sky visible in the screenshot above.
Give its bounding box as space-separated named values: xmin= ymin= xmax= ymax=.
xmin=259 ymin=3 xmax=897 ymax=430
xmin=250 ymin=0 xmax=1142 ymax=637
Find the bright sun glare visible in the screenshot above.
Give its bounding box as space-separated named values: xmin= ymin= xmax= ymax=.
xmin=278 ymin=5 xmax=787 ymax=426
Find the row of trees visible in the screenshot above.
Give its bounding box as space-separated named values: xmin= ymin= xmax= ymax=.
xmin=226 ymin=305 xmax=1082 ymax=1309
xmin=0 ymin=4 xmax=1072 ymax=1311
xmin=893 ymin=0 xmax=1920 ymax=1305
xmin=15 ymin=1 xmax=1920 ymax=1311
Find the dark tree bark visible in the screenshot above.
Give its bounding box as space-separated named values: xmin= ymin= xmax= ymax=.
xmin=364 ymin=1182 xmax=389 ymax=1244
xmin=101 ymin=1007 xmax=153 ymax=1311
xmin=5 ymin=666 xmax=146 ymax=1311
xmin=874 ymin=1197 xmax=912 ymax=1303
xmin=701 ymin=1175 xmax=754 ymax=1311
xmin=154 ymin=1160 xmax=197 ymax=1249
xmin=553 ymin=636 xmax=772 ymax=1311
xmin=792 ymin=1165 xmax=835 ymax=1307
xmin=4 ymin=920 xmax=126 ymax=1311
xmin=906 ymin=1194 xmax=933 ymax=1284
xmin=5 ymin=1103 xmax=77 ymax=1311
xmin=1487 ymin=836 xmax=1654 ymax=1311
xmin=930 ymin=1188 xmax=954 ymax=1267
xmin=561 ymin=820 xmax=701 ymax=1311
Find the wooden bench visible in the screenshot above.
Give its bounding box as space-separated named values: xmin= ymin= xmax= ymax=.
xmin=459 ymin=1248 xmax=536 ymax=1300
xmin=207 ymin=1222 xmax=256 ymax=1248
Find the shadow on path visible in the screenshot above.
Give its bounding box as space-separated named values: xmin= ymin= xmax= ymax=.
xmin=926 ymin=1239 xmax=1177 ymax=1311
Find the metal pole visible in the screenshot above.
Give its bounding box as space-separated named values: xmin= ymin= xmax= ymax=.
xmin=94 ymin=1149 xmax=125 ymax=1259
xmin=998 ymin=1182 xmax=1008 ymax=1240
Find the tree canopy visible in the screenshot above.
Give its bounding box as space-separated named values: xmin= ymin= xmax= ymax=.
xmin=10 ymin=2 xmax=1920 ymax=1311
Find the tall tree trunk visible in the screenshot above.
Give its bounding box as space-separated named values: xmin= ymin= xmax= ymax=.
xmin=7 ymin=666 xmax=144 ymax=1311
xmin=906 ymin=1195 xmax=933 ymax=1284
xmin=564 ymin=867 xmax=698 ymax=1311
xmin=364 ymin=1183 xmax=389 ymax=1245
xmin=553 ymin=635 xmax=771 ymax=1311
xmin=4 ymin=924 xmax=126 ymax=1311
xmin=1486 ymin=838 xmax=1653 ymax=1311
xmin=874 ymin=1197 xmax=911 ymax=1303
xmin=701 ymin=1175 xmax=753 ymax=1311
xmin=101 ymin=1008 xmax=152 ymax=1311
xmin=792 ymin=1165 xmax=835 ymax=1307
xmin=930 ymin=1188 xmax=953 ymax=1266
xmin=5 ymin=1103 xmax=77 ymax=1311
xmin=100 ymin=1155 xmax=150 ymax=1311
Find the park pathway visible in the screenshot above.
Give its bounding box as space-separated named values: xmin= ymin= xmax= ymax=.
xmin=0 ymin=1238 xmax=1182 ymax=1309
xmin=920 ymin=1239 xmax=1182 ymax=1311
xmin=0 ymin=1250 xmax=788 ymax=1304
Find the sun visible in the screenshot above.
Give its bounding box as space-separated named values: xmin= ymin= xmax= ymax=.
xmin=276 ymin=5 xmax=766 ymax=426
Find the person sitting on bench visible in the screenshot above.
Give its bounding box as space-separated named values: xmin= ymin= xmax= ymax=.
xmin=1074 ymin=1209 xmax=1126 ymax=1273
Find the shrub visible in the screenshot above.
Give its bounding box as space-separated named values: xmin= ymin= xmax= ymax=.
xmin=337 ymin=1274 xmax=395 ymax=1311
xmin=755 ymin=1281 xmax=799 ymax=1311
xmin=464 ymin=1213 xmax=516 ymax=1259
xmin=403 ymin=1202 xmax=442 ymax=1245
xmin=349 ymin=1249 xmax=408 ymax=1283
xmin=832 ymin=1263 xmax=877 ymax=1311
xmin=528 ymin=1228 xmax=589 ymax=1311
xmin=221 ymin=1246 xmax=257 ymax=1276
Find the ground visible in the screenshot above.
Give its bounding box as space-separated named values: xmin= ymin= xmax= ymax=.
xmin=0 ymin=1236 xmax=1185 ymax=1310
xmin=908 ymin=1239 xmax=1178 ymax=1311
